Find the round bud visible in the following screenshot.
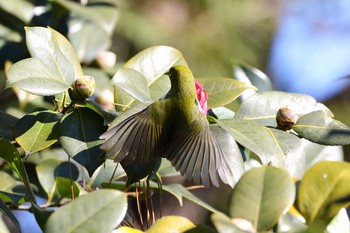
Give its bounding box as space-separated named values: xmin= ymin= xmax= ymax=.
xmin=276 ymin=106 xmax=298 ymax=131
xmin=69 ymin=76 xmax=95 ymax=100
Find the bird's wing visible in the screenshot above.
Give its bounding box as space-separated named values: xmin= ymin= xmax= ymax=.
xmin=100 ymin=106 xmax=164 ymax=165
xmin=164 ymin=116 xmax=235 ymax=188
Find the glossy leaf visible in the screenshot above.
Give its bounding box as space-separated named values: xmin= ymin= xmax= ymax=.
xmin=0 ymin=171 xmax=24 ymax=203
xmin=31 ymin=202 xmax=54 ymax=231
xmin=83 ymin=100 xmax=118 ymax=124
xmin=297 ymin=161 xmax=350 ymax=230
xmin=115 ymin=46 xmax=186 ymax=110
xmin=229 ymin=166 xmax=295 ymax=231
xmin=196 ymin=77 xmax=256 ymax=109
xmin=60 ymin=107 xmax=107 ymax=176
xmin=55 ymin=177 xmax=80 ymax=199
xmin=35 ymin=159 xmax=61 ymax=201
xmin=0 ymin=111 xmax=18 ymax=131
xmin=293 ymin=110 xmax=350 ymax=145
xmin=0 ymin=140 xmax=36 ymax=202
xmin=233 ymin=62 xmax=273 ymax=92
xmin=211 ymin=213 xmax=252 ymax=233
xmin=146 ymin=216 xmax=195 ymax=233
xmin=235 ymin=91 xmax=332 ymax=127
xmin=0 ymin=198 xmax=21 ymax=233
xmin=15 ymin=110 xmax=61 ymax=154
xmin=44 ymin=189 xmax=127 ymax=233
xmin=112 ymin=68 xmax=152 ymax=102
xmin=218 ymin=119 xmax=305 ymax=176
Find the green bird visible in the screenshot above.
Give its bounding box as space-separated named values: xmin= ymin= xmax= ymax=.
xmin=100 ymin=65 xmax=234 ymax=187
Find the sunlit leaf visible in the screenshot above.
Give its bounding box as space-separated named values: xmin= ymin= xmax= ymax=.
xmin=60 ymin=107 xmax=107 ymax=176
xmin=196 ymin=77 xmax=256 ymax=108
xmin=297 ymin=161 xmax=350 ymax=230
xmin=211 ymin=213 xmax=252 ymax=233
xmin=15 ymin=110 xmax=61 ymax=154
xmin=218 ymin=119 xmax=305 ymax=176
xmin=0 ymin=140 xmax=36 ymax=202
xmin=229 ymin=166 xmax=295 ymax=231
xmin=112 ymin=68 xmax=152 ymax=102
xmin=146 ymin=216 xmax=195 ymax=233
xmin=44 ymin=189 xmax=127 ymax=233
xmin=235 ymin=91 xmax=332 ymax=127
xmin=293 ymin=110 xmax=350 ymax=145
xmin=117 ymin=226 xmax=144 ymax=233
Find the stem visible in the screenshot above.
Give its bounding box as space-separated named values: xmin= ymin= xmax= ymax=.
xmin=67 ymin=156 xmax=75 ymax=200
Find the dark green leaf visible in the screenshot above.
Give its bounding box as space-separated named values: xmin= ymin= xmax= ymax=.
xmin=293 ymin=110 xmax=350 ymax=145
xmin=44 ymin=189 xmax=127 ymax=233
xmin=147 ymin=216 xmax=195 ymax=233
xmin=35 ymin=159 xmax=61 ymax=200
xmin=83 ymin=100 xmax=118 ymax=124
xmin=55 ymin=177 xmax=80 ymax=199
xmin=235 ymin=91 xmax=332 ymax=127
xmin=60 ymin=107 xmax=107 ymax=176
xmin=15 ymin=110 xmax=61 ymax=154
xmin=31 ymin=202 xmax=54 ymax=231
xmin=196 ymin=77 xmax=256 ymax=108
xmin=0 ymin=140 xmax=36 ymax=202
xmin=0 ymin=198 xmax=21 ymax=232
xmin=229 ymin=166 xmax=295 ymax=231
xmin=297 ymin=161 xmax=350 ymax=230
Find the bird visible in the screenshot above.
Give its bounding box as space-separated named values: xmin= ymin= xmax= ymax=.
xmin=100 ymin=65 xmax=234 ymax=187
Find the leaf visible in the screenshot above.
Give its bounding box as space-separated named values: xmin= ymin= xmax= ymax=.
xmin=0 ymin=198 xmax=21 ymax=233
xmin=0 ymin=171 xmax=24 ymax=203
xmin=25 ymin=26 xmax=83 ymax=86
xmin=35 ymin=159 xmax=61 ymax=201
xmin=233 ymin=62 xmax=273 ymax=92
xmin=111 ymin=68 xmax=152 ymax=102
xmin=55 ymin=177 xmax=80 ymax=199
xmin=31 ymin=202 xmax=54 ymax=231
xmin=115 ymin=46 xmax=186 ymax=110
xmin=0 ymin=0 xmax=34 ymax=23
xmin=0 ymin=140 xmax=36 ymax=202
xmin=235 ymin=91 xmax=332 ymax=127
xmin=0 ymin=111 xmax=18 ymax=131
xmin=196 ymin=77 xmax=256 ymax=109
xmin=218 ymin=119 xmax=305 ymax=176
xmin=118 ymin=226 xmax=144 ymax=233
xmin=15 ymin=110 xmax=61 ymax=154
xmin=293 ymin=110 xmax=350 ymax=145
xmin=60 ymin=107 xmax=107 ymax=176
xmin=229 ymin=166 xmax=296 ymax=232
xmin=83 ymin=100 xmax=118 ymax=124
xmin=297 ymin=161 xmax=350 ymax=230
xmin=211 ymin=213 xmax=252 ymax=233
xmin=146 ymin=216 xmax=195 ymax=233
xmin=44 ymin=189 xmax=127 ymax=233
xmin=7 ymin=58 xmax=71 ymax=96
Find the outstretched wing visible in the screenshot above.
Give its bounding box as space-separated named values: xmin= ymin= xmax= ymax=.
xmin=164 ymin=116 xmax=235 ymax=188
xmin=100 ymin=107 xmax=164 ymax=165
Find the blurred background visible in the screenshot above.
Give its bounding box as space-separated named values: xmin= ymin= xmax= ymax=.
xmin=1 ymin=0 xmax=350 ymax=158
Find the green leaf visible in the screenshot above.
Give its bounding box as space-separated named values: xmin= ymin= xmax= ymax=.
xmin=0 ymin=141 xmax=36 ymax=202
xmin=211 ymin=213 xmax=252 ymax=233
xmin=218 ymin=119 xmax=305 ymax=177
xmin=235 ymin=91 xmax=332 ymax=127
xmin=229 ymin=166 xmax=296 ymax=231
xmin=55 ymin=177 xmax=80 ymax=199
xmin=233 ymin=62 xmax=273 ymax=92
xmin=83 ymin=100 xmax=118 ymax=124
xmin=44 ymin=189 xmax=127 ymax=233
xmin=89 ymin=160 xmax=126 ymax=188
xmin=118 ymin=226 xmax=144 ymax=233
xmin=25 ymin=26 xmax=83 ymax=85
xmin=112 ymin=68 xmax=152 ymax=102
xmin=0 ymin=198 xmax=21 ymax=233
xmin=297 ymin=161 xmax=350 ymax=230
xmin=115 ymin=46 xmax=186 ymax=110
xmin=7 ymin=58 xmax=71 ymax=96
xmin=196 ymin=77 xmax=256 ymax=109
xmin=31 ymin=202 xmax=54 ymax=231
xmin=0 ymin=111 xmax=18 ymax=131
xmin=15 ymin=110 xmax=61 ymax=154
xmin=0 ymin=0 xmax=34 ymax=23
xmin=60 ymin=107 xmax=107 ymax=176
xmin=35 ymin=159 xmax=61 ymax=201
xmin=146 ymin=216 xmax=195 ymax=233
xmin=293 ymin=110 xmax=350 ymax=145
xmin=0 ymin=171 xmax=25 ymax=203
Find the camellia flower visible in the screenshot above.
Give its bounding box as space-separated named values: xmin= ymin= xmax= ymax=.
xmin=195 ymin=81 xmax=209 ymax=114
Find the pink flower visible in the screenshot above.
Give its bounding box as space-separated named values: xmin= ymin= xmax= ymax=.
xmin=195 ymin=81 xmax=209 ymax=114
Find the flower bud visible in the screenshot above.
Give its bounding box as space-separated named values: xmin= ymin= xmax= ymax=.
xmin=69 ymin=76 xmax=95 ymax=100
xmin=276 ymin=106 xmax=298 ymax=131
xmin=195 ymin=81 xmax=209 ymax=114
